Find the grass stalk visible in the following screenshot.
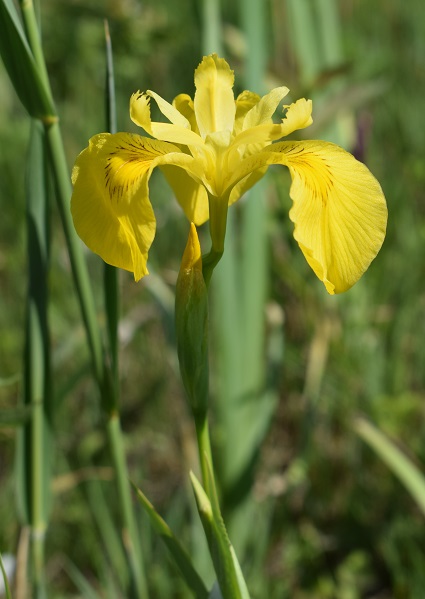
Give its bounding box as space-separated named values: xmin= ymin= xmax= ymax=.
xmin=200 ymin=0 xmax=246 ymax=497
xmin=102 ymin=22 xmax=148 ymax=598
xmin=211 ymin=0 xmax=275 ymax=504
xmin=18 ymin=0 xmax=105 ymax=390
xmin=45 ymin=122 xmax=105 ymax=389
xmin=239 ymin=0 xmax=270 ymax=431
xmin=18 ymin=22 xmax=52 ymax=595
xmin=103 ymin=19 xmax=120 ymax=400
xmin=107 ymin=413 xmax=148 ymax=598
xmin=286 ymin=0 xmax=321 ymax=87
xmin=355 ymin=418 xmax=425 ymax=517
xmin=201 ymin=0 xmax=222 ymax=55
xmin=19 ymin=0 xmax=50 ymax=91
xmin=16 ymin=4 xmax=146 ymax=595
xmin=20 ymin=119 xmax=50 ymax=598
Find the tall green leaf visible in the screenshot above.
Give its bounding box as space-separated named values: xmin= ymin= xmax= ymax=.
xmin=0 ymin=0 xmax=54 ymax=118
xmin=134 ymin=485 xmax=209 ymax=598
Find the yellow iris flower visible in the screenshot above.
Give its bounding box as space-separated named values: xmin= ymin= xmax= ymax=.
xmin=71 ymin=54 xmax=387 ymax=294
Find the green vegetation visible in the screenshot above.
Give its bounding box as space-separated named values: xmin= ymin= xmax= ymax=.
xmin=1 ymin=0 xmax=425 ymax=597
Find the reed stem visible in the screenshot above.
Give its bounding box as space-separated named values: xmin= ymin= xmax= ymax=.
xmin=103 ymin=22 xmax=148 ymax=598
xmin=107 ymin=413 xmax=148 ymax=598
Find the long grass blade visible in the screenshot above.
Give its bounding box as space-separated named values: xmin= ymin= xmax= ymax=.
xmin=86 ymin=480 xmax=129 ymax=591
xmin=102 ymin=22 xmax=148 ymax=598
xmin=6 ymin=0 xmax=107 ymax=398
xmin=0 ymin=552 xmax=13 ymax=599
xmin=134 ymin=486 xmax=209 ymax=598
xmin=0 ymin=0 xmax=54 ymax=118
xmin=65 ymin=559 xmax=101 ymax=599
xmin=354 ymin=417 xmax=425 ymax=518
xmin=103 ymin=19 xmax=119 ymax=396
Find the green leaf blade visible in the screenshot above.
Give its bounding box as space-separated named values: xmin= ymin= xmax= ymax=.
xmin=354 ymin=417 xmax=425 ymax=517
xmin=190 ymin=472 xmax=250 ymax=599
xmin=134 ymin=485 xmax=209 ymax=599
xmin=0 ymin=0 xmax=55 ymax=119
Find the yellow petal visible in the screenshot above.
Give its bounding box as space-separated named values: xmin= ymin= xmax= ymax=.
xmin=71 ymin=133 xmax=181 ymax=280
xmin=262 ymin=141 xmax=387 ymax=293
xmin=228 ymin=167 xmax=268 ymax=206
xmin=173 ymin=93 xmax=199 ymax=134
xmin=281 ymin=98 xmax=313 ymax=136
xmin=180 ymin=222 xmax=202 ymax=272
xmin=130 ymin=92 xmax=203 ymax=147
xmin=234 ymin=91 xmax=261 ymax=135
xmin=194 ymin=54 xmax=236 ymax=138
xmin=230 ymin=88 xmax=288 ymax=164
xmin=232 ymin=98 xmax=313 ymax=148
xmin=160 ymin=164 xmax=209 ymax=225
xmin=149 ymin=89 xmax=192 ymax=125
xmin=243 ymin=86 xmax=289 ymax=129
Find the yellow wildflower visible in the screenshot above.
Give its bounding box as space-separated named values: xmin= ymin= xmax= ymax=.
xmin=71 ymin=54 xmax=387 ymax=294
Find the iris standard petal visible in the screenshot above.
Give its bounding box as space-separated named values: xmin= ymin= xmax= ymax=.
xmin=194 ymin=54 xmax=236 ymax=138
xmin=173 ymin=93 xmax=199 ymax=134
xmin=228 ymin=140 xmax=387 ymax=293
xmin=228 ymin=87 xmax=292 ymax=171
xmin=232 ymin=98 xmax=313 ymax=148
xmin=71 ymin=132 xmax=182 ymax=280
xmin=243 ymin=86 xmax=289 ymax=129
xmin=234 ymin=91 xmax=261 ymax=135
xmin=130 ymin=92 xmax=203 ymax=147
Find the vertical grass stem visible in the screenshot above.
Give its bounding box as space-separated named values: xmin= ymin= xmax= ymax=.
xmin=21 ymin=120 xmax=50 ymax=598
xmin=103 ymin=22 xmax=148 ymax=598
xmin=108 ymin=413 xmax=148 ymax=598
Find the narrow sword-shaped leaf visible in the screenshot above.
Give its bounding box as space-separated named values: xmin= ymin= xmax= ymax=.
xmin=134 ymin=485 xmax=209 ymax=598
xmin=0 ymin=0 xmax=55 ymax=118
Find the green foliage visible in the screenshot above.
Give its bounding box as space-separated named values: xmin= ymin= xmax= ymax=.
xmin=0 ymin=0 xmax=54 ymax=118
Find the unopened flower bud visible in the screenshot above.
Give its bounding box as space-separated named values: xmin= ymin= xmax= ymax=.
xmin=175 ymin=223 xmax=209 ymax=416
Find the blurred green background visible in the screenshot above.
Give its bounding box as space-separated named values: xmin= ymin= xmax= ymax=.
xmin=1 ymin=0 xmax=425 ymax=597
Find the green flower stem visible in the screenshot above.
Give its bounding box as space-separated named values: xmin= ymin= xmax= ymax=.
xmin=107 ymin=413 xmax=148 ymax=598
xmin=202 ymin=192 xmax=229 ymax=285
xmin=202 ymin=249 xmax=223 ymax=288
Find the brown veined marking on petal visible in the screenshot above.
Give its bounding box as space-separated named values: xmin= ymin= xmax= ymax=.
xmin=283 ymin=144 xmax=334 ymax=209
xmin=104 ymin=136 xmax=164 ymax=203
